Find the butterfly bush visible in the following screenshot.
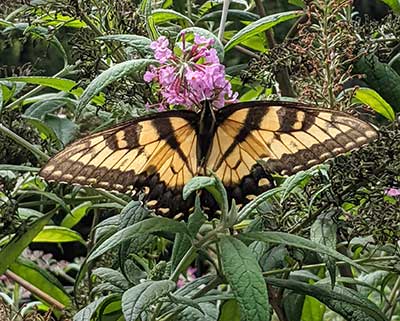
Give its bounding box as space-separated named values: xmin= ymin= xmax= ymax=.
xmin=144 ymin=34 xmax=238 ymax=111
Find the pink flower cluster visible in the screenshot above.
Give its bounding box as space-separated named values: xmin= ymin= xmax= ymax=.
xmin=144 ymin=34 xmax=237 ymax=111
xmin=385 ymin=188 xmax=400 ymax=197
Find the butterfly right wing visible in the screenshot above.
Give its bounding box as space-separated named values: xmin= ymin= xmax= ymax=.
xmin=205 ymin=101 xmax=378 ymax=203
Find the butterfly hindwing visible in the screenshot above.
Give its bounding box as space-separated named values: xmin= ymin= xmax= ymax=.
xmin=208 ymin=101 xmax=378 ymax=200
xmin=40 ymin=111 xmax=199 ymax=214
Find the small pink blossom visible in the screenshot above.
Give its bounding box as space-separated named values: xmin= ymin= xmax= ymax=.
xmin=144 ymin=34 xmax=237 ymax=111
xmin=177 ymin=267 xmax=197 ymax=288
xmin=385 ymin=188 xmax=400 ymax=197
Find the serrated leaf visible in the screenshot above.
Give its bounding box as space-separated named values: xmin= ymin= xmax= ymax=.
xmin=240 ymin=232 xmax=366 ymax=272
xmin=266 ymin=278 xmax=388 ymax=321
xmin=88 ymin=217 xmax=188 ymax=262
xmin=122 ymin=280 xmax=175 ymax=320
xmin=33 ymin=226 xmax=85 ymax=244
xmin=224 ymin=11 xmax=302 ymax=52
xmin=78 ymin=59 xmax=156 ymax=110
xmin=0 ymin=212 xmax=54 ymax=275
xmin=9 ymin=258 xmax=71 ymax=307
xmin=354 ymin=87 xmax=395 ymax=121
xmin=219 ymin=236 xmax=270 ymax=321
xmin=61 ymin=201 xmax=92 ymax=228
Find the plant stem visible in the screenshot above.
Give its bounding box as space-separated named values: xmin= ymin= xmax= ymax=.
xmin=218 ymin=0 xmax=231 ymax=42
xmin=383 ymin=274 xmax=400 ymax=316
xmin=96 ymin=190 xmax=128 ymax=206
xmin=262 ymin=256 xmax=397 ymax=277
xmin=5 ymin=270 xmax=65 ymax=311
xmin=0 ymin=123 xmax=49 ymax=162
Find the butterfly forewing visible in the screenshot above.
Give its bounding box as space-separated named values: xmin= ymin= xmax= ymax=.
xmin=40 ymin=111 xmax=199 ymax=213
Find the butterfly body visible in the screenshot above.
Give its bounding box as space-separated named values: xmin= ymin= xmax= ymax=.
xmin=40 ymin=101 xmax=378 ymax=216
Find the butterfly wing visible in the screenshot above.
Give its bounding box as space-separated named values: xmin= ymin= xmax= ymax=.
xmin=40 ymin=111 xmax=199 ymax=215
xmin=206 ymin=101 xmax=378 ymax=202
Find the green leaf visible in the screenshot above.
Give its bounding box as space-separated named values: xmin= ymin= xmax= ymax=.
xmin=77 ymin=59 xmax=156 ymax=110
xmin=266 ymin=278 xmax=388 ymax=321
xmin=88 ymin=217 xmax=188 ymax=262
xmin=219 ymin=236 xmax=270 ymax=321
xmin=33 ymin=226 xmax=85 ymax=244
xmin=310 ymin=211 xmax=337 ymax=287
xmin=122 ymin=280 xmax=175 ymax=321
xmin=218 ymin=299 xmax=241 ymax=321
xmin=24 ymin=98 xmax=76 ymax=119
xmin=289 ymin=0 xmax=305 ymax=8
xmin=301 ymin=295 xmax=325 ymax=321
xmin=4 ymin=77 xmax=103 ymax=105
xmin=18 ymin=208 xmax=44 ymax=219
xmin=43 ymin=114 xmax=79 ymax=145
xmin=183 ymin=176 xmax=216 ymax=200
xmin=61 ymin=201 xmax=92 ymax=228
xmin=93 ymin=268 xmax=130 ymax=290
xmin=25 ymin=116 xmax=59 ymax=144
xmin=97 ymin=35 xmax=152 ymax=53
xmin=240 ymin=232 xmax=367 ymax=272
xmin=176 ymin=303 xmax=218 ymax=321
xmin=0 ymin=212 xmax=54 ymax=275
xmin=354 ymin=87 xmax=395 ymax=121
xmin=224 ymin=11 xmax=302 ymax=52
xmin=198 ymin=9 xmax=259 ymax=23
xmin=381 ymin=0 xmax=400 ymax=13
xmin=9 ymin=258 xmax=71 ymax=307
xmin=178 ymin=27 xmax=224 ymax=61
xmin=151 ymin=9 xmax=194 ymax=26
xmin=73 ymin=294 xmax=121 ymax=321
xmin=353 ymin=54 xmax=400 ymax=113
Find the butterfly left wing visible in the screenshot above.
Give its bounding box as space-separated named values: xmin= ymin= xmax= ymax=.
xmin=40 ymin=111 xmax=199 ymax=216
xmin=206 ymin=101 xmax=378 ymax=202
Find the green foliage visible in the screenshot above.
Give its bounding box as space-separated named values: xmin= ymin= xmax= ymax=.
xmin=1 ymin=0 xmax=400 ymax=321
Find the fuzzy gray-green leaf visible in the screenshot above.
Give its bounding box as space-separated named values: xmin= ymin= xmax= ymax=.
xmin=122 ymin=280 xmax=175 ymax=321
xmin=219 ymin=236 xmax=270 ymax=321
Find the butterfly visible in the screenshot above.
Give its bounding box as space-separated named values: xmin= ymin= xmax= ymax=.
xmin=39 ymin=100 xmax=378 ymax=217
